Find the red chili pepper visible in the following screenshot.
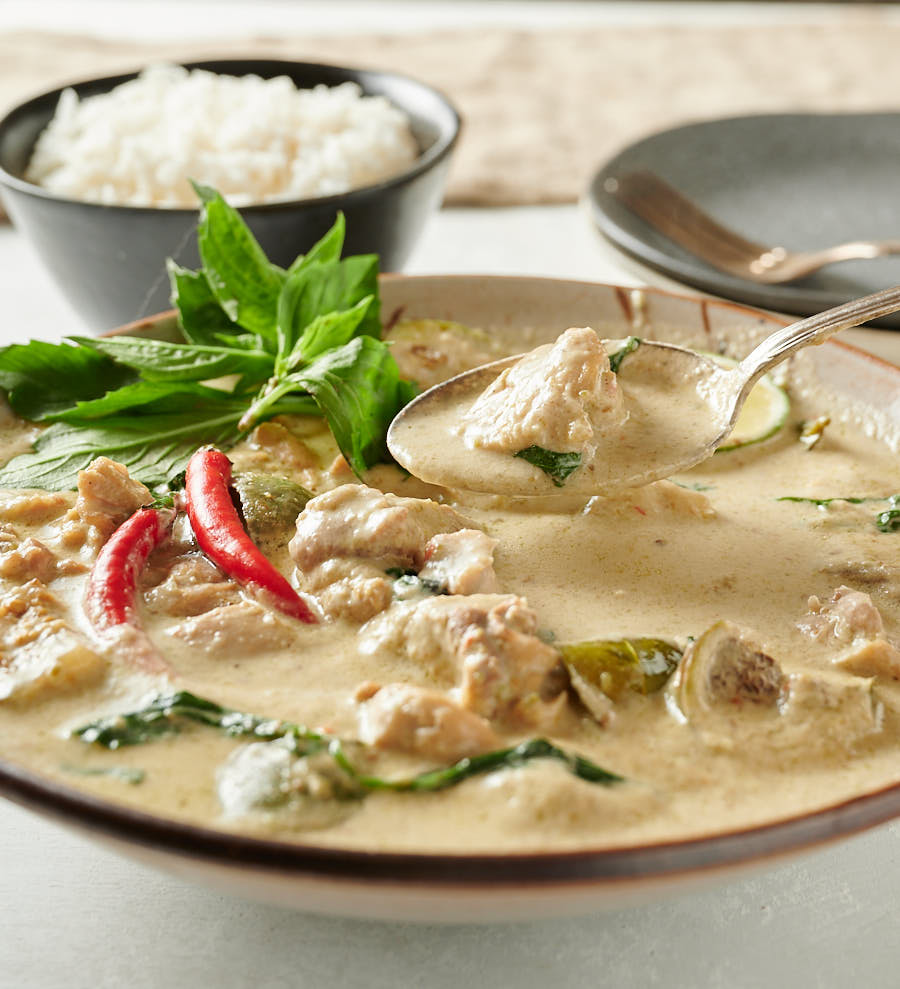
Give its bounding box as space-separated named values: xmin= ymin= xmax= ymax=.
xmin=184 ymin=447 xmax=317 ymax=623
xmin=85 ymin=506 xmax=174 ymax=674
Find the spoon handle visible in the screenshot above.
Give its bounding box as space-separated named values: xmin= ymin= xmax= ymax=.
xmin=736 ymin=285 xmax=900 ymax=390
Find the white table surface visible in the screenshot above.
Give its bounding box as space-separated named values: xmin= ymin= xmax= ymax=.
xmin=3 ymin=4 xmax=900 ymax=988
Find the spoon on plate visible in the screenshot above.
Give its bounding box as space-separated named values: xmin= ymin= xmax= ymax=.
xmin=387 ymin=285 xmax=900 ymax=497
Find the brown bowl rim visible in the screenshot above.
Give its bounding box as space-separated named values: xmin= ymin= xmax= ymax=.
xmin=1 ymin=275 xmax=898 ymax=890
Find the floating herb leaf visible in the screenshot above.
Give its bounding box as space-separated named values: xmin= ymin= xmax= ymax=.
xmin=514 ymin=445 xmax=583 ymax=487
xmin=61 ymin=764 xmax=145 ymax=785
xmin=673 ymin=480 xmax=715 ymax=492
xmin=876 ymin=495 xmax=900 ymax=533
xmin=73 ymin=690 xmax=623 ymax=792
xmin=778 ymin=494 xmax=900 ymax=534
xmin=608 ymin=336 xmax=641 ymax=373
xmin=385 ymin=567 xmax=446 ymax=596
xmin=777 ymin=495 xmax=875 ymax=507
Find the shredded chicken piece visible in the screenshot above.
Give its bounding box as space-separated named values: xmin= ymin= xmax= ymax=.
xmin=143 ymin=554 xmax=241 ymax=617
xmin=168 ymin=600 xmax=296 ymax=655
xmin=300 ymin=558 xmax=394 ymax=623
xmin=361 ymin=594 xmax=566 ymax=730
xmin=419 ymin=529 xmax=499 ymax=595
xmin=0 ymin=579 xmax=106 ymax=703
xmin=584 ymin=480 xmax=715 ymax=520
xmin=355 ymin=682 xmax=498 ymax=763
xmin=802 ymin=586 xmax=886 ymax=643
xmin=61 ymin=457 xmax=151 ymax=548
xmin=229 ymin=421 xmax=321 ymax=490
xmin=781 ymin=669 xmax=882 ymax=753
xmin=461 ymin=327 xmax=627 ymax=458
xmin=0 ymin=490 xmax=70 ymax=525
xmin=289 ymin=486 xmax=481 ymax=621
xmin=799 ymin=586 xmax=900 ymax=679
xmin=290 ymin=485 xmax=472 ymax=572
xmin=250 ymin=420 xmax=318 ymax=468
xmin=0 ymin=525 xmax=86 ymax=582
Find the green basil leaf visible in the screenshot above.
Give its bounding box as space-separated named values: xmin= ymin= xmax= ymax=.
xmin=876 ymin=495 xmax=900 ymax=533
xmin=192 ymin=182 xmax=285 ymax=343
xmin=292 ymin=336 xmax=411 ymax=475
xmin=212 ymin=331 xmax=266 ymax=351
xmin=275 ymin=255 xmax=380 ymax=365
xmin=72 ymin=689 xmax=623 ymax=791
xmin=0 ymin=406 xmax=243 ymax=491
xmin=0 ymin=340 xmax=135 ymax=421
xmin=513 ymin=446 xmax=583 ymax=487
xmin=167 ymin=261 xmax=242 ymax=346
xmin=71 ymin=335 xmax=273 ymax=384
xmin=48 ymin=381 xmax=244 ymax=422
xmin=608 ymin=336 xmax=641 ymax=374
xmin=287 ymin=296 xmax=375 ymax=368
xmin=286 ymin=212 xmax=346 ymax=275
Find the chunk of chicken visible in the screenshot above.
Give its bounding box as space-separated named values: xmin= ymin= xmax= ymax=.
xmin=799 ymin=586 xmax=900 ymax=679
xmin=0 ymin=579 xmax=106 ymax=703
xmin=217 ymin=742 xmax=361 ymax=827
xmin=419 ymin=529 xmax=499 ymax=595
xmin=143 ymin=554 xmax=241 ymax=617
xmin=462 ymin=327 xmax=627 ymax=458
xmin=290 ymin=485 xmax=472 ymax=572
xmin=228 ymin=420 xmax=321 ymax=490
xmin=0 ymin=489 xmax=70 ymax=525
xmin=300 ymin=559 xmax=394 ymax=624
xmin=0 ymin=525 xmax=86 ymax=582
xmin=780 ymin=669 xmax=882 ymax=755
xmin=802 ymin=586 xmax=885 ymax=643
xmin=361 ymin=594 xmax=566 ymax=731
xmin=584 ymin=479 xmax=716 ymax=521
xmin=61 ymin=457 xmax=152 ymax=548
xmin=355 ymin=682 xmax=498 ymax=763
xmin=168 ymin=600 xmax=296 ymax=656
xmin=289 ymin=486 xmax=480 ymax=622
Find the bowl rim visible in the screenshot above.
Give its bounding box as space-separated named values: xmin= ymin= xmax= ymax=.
xmin=0 ymin=56 xmax=462 ymax=214
xmin=1 ymin=273 xmax=900 ymax=890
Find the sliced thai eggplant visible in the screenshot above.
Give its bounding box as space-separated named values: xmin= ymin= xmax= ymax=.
xmin=232 ymin=472 xmax=312 ymax=545
xmin=559 ymin=638 xmax=682 ymax=710
xmin=669 ymin=620 xmax=785 ymax=723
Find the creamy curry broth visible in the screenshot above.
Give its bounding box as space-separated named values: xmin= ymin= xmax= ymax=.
xmin=0 ymin=319 xmax=899 ymax=853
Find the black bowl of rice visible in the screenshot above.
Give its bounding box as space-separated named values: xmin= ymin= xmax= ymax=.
xmin=0 ymin=59 xmax=461 ymax=331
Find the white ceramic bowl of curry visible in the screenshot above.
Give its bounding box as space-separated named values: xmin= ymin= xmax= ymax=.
xmin=0 ymin=275 xmax=899 ymax=922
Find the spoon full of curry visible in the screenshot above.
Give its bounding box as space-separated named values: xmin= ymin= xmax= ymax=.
xmin=387 ymin=285 xmax=900 ymax=497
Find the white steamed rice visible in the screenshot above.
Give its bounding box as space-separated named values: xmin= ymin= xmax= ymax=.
xmin=25 ymin=63 xmax=420 ymax=208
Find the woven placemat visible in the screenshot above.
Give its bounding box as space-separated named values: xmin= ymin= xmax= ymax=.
xmin=3 ymin=18 xmax=900 ymax=207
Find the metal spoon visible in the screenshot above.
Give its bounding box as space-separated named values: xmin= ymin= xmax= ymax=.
xmin=387 ymin=286 xmax=900 ymax=497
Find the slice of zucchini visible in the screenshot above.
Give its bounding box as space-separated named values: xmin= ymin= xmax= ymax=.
xmin=704 ymin=353 xmax=790 ymax=451
xmin=668 ymin=620 xmax=785 ymax=724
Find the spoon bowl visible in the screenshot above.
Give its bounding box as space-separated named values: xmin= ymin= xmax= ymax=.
xmin=388 ymin=286 xmax=900 ymax=497
xmin=388 ymin=343 xmax=732 ymax=496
